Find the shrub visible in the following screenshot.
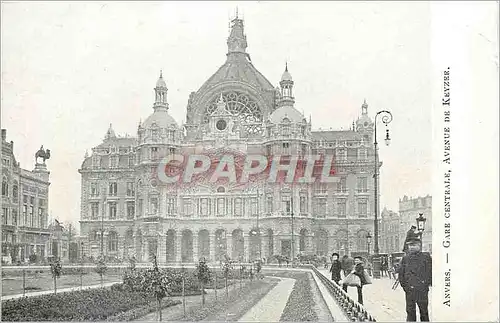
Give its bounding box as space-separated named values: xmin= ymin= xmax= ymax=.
xmin=1 ymin=288 xmax=164 ymax=321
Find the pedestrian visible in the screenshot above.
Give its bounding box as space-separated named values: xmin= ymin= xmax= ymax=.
xmin=402 ymin=225 xmax=420 ymax=253
xmin=341 ymin=255 xmax=354 ymax=277
xmin=381 ymin=257 xmax=388 ymax=277
xmin=329 ymin=252 xmax=342 ymax=285
xmin=398 ymin=237 xmax=432 ymax=322
xmin=342 ymin=256 xmax=368 ymax=305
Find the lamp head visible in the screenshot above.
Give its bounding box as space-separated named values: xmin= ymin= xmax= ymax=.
xmin=384 ymin=128 xmax=391 ymax=146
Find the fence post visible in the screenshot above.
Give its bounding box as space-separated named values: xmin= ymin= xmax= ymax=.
xmin=214 ymin=267 xmax=217 ymax=301
xmin=182 ymin=276 xmax=186 ymax=318
xmin=22 ymin=269 xmax=26 ymax=297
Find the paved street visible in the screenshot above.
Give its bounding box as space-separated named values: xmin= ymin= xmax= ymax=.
xmin=319 ymin=269 xmax=432 ymax=322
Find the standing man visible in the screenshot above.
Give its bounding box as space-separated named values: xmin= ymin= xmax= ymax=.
xmin=398 ymin=237 xmax=432 ymax=321
xmin=342 ymin=256 xmax=368 ymax=305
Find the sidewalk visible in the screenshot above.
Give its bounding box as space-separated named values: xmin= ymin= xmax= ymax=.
xmin=238 ymin=277 xmax=295 ymax=322
xmin=1 ymin=281 xmax=120 ymax=301
xmin=319 ymin=269 xmax=432 ymax=322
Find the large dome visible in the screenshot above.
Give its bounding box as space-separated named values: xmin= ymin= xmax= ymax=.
xmin=269 ymin=105 xmax=304 ymax=124
xmin=143 ymin=109 xmax=178 ymax=129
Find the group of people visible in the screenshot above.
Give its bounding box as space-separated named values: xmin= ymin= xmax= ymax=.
xmin=328 ymin=226 xmax=432 ymax=322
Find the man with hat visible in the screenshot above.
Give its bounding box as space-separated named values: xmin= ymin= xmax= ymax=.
xmin=398 ymin=237 xmax=432 ymax=321
xmin=402 ymin=225 xmax=421 ymax=253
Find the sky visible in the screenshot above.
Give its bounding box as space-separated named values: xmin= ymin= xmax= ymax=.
xmin=1 ymin=1 xmax=432 ymax=230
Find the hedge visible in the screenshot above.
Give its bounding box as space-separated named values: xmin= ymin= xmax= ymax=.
xmin=1 ymin=287 xmax=176 ymax=321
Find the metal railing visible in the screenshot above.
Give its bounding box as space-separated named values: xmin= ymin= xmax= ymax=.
xmin=310 ymin=266 xmax=376 ymax=322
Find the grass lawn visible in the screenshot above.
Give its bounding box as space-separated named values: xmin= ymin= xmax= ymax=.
xmin=2 ymin=272 xmax=122 ymax=296
xmin=136 ymin=277 xmax=279 ymax=322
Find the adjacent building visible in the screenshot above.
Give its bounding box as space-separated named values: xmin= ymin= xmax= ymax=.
xmin=399 ymin=195 xmax=432 ymax=254
xmin=379 ymin=207 xmax=402 ymax=254
xmin=1 ymin=129 xmax=51 ymax=264
xmin=79 ymin=16 xmax=381 ymax=263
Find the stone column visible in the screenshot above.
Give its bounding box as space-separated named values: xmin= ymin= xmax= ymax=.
xmin=158 ymin=234 xmax=167 ymax=264
xmin=209 ymin=233 xmax=216 ymax=263
xmin=273 ymin=234 xmax=280 ymax=256
xmin=243 ymin=232 xmax=249 ymax=262
xmin=226 ymin=233 xmax=233 ymax=260
xmin=192 ymin=231 xmax=198 ymax=263
xmin=176 ymin=231 xmax=182 ymax=263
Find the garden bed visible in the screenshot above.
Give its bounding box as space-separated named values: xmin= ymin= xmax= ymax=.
xmin=265 ymin=271 xmax=319 ymax=321
xmin=1 ymin=286 xmax=180 ymax=321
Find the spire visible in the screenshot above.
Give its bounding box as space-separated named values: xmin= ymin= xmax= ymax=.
xmin=154 ymin=71 xmax=169 ymax=111
xmin=352 ymin=121 xmax=356 ymax=131
xmin=227 ymin=13 xmax=247 ymax=54
xmin=105 ymin=123 xmax=116 ymax=140
xmin=278 ymin=62 xmax=294 ymax=107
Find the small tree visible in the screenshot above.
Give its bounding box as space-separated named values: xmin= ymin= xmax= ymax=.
xmin=143 ymin=255 xmax=170 ymax=321
xmin=194 ymin=258 xmax=211 ymax=306
xmin=95 ymin=256 xmax=107 ymax=286
xmin=50 ymin=258 xmax=62 ymax=294
xmin=222 ymin=255 xmax=232 ymax=300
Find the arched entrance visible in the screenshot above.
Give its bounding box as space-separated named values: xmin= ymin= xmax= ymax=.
xmin=249 ymin=228 xmax=261 ymax=261
xmin=232 ymin=229 xmax=244 ymax=261
xmin=299 ymin=229 xmax=308 ymax=253
xmin=316 ymin=229 xmax=328 ymax=256
xmin=166 ymin=229 xmax=176 ymax=262
xmin=215 ymin=229 xmax=227 ymax=261
xmin=181 ymin=230 xmax=193 ymax=262
xmin=198 ymin=229 xmax=210 ymax=261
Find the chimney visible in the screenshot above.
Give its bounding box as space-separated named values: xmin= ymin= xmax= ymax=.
xmin=1 ymin=129 xmax=6 ymax=141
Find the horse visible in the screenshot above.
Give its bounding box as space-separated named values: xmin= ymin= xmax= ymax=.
xmin=35 ymin=146 xmax=51 ymax=163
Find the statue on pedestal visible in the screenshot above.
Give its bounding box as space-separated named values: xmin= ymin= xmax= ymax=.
xmin=35 ymin=146 xmax=51 ymax=164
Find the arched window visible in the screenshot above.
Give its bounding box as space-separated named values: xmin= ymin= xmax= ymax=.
xmin=2 ymin=177 xmax=8 ymax=196
xmin=12 ymin=181 xmax=18 ymax=202
xmin=108 ymin=231 xmax=118 ymax=252
xmin=217 ymin=186 xmax=225 ymax=193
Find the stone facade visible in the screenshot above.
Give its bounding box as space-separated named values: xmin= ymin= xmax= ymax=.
xmin=398 ymin=195 xmax=432 ymax=253
xmin=1 ymin=129 xmax=51 ymax=264
xmin=379 ymin=207 xmax=402 ymax=254
xmin=78 ymin=16 xmax=379 ymax=263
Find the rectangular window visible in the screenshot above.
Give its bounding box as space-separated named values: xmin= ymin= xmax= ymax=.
xmin=38 ymin=208 xmax=43 ymax=227
xmin=166 ymin=197 xmax=176 ymax=216
xmin=90 ymin=182 xmax=99 ymax=197
xmin=128 ymin=155 xmax=135 ymax=168
xmin=91 ymin=202 xmax=99 ymax=219
xmin=109 ymin=182 xmax=118 ymax=196
xmin=357 ymin=177 xmax=368 ymax=193
xmin=109 ymin=202 xmax=117 ymax=219
xmin=126 ymin=182 xmax=135 ymax=196
xmin=234 ymin=198 xmax=242 ymax=217
xmin=250 ymin=198 xmax=258 ymax=217
xmin=338 ymin=200 xmax=347 ymax=217
xmin=23 ymin=205 xmax=27 ymax=226
xmin=23 ymin=195 xmax=28 ymax=204
xmin=169 ymin=147 xmax=175 ymax=155
xmin=126 ymin=201 xmax=135 ymax=219
xmin=150 ymin=197 xmax=159 ymax=214
xmin=183 ymin=199 xmax=192 ymax=217
xmin=300 ymin=196 xmax=307 ymax=213
xmin=337 ymin=177 xmax=347 ymax=193
xmin=282 ymin=142 xmax=290 ymax=154
xmin=266 ymin=195 xmax=273 ymax=213
xmin=29 ymin=206 xmax=34 ymax=226
xmin=200 ymin=198 xmax=209 ymax=217
xmin=151 ymin=147 xmax=159 ymax=160
xmin=216 ymin=198 xmax=225 ymax=216
xmin=318 ymin=198 xmax=327 ymax=217
xmin=138 ymin=199 xmax=143 ymax=217
xmin=282 ymin=124 xmax=290 ymax=136
xmin=337 ymin=148 xmax=347 ymax=162
xmin=358 ymin=200 xmax=368 ymax=217
xmin=30 ymin=196 xmax=35 ymax=205
xmin=92 ymin=155 xmax=100 ymax=169
xmin=282 ymin=198 xmax=291 ymax=214
xmin=12 ymin=209 xmax=17 ymax=226
xmin=316 ymin=183 xmax=327 ymax=194
xmin=2 ymin=208 xmax=7 ymax=225
xmin=358 ymin=148 xmax=368 ymax=161
xmin=109 ymin=156 xmax=118 ymax=168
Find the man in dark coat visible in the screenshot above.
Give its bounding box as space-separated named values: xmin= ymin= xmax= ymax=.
xmin=329 ymin=252 xmax=342 ymax=284
xmin=398 ymin=237 xmax=432 ymax=321
xmin=402 ymin=226 xmax=420 ymax=253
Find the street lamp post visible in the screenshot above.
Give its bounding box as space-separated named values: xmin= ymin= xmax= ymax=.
xmin=290 ymin=196 xmax=295 ymax=266
xmin=373 ymin=110 xmax=393 ymax=279
xmin=366 ymin=232 xmax=372 ymax=255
